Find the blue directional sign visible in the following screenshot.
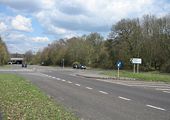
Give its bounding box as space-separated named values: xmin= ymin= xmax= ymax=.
xmin=116 ymin=60 xmax=123 ymax=69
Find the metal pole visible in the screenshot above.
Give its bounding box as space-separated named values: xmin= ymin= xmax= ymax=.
xmin=137 ymin=64 xmax=139 ymax=73
xmin=133 ymin=64 xmax=136 ymax=73
xmin=63 ymin=59 xmax=64 ymax=69
xmin=118 ymin=67 xmax=119 ymax=78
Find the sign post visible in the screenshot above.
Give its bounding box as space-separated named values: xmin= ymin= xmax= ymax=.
xmin=116 ymin=60 xmax=123 ymax=78
xmin=62 ymin=58 xmax=64 ymax=69
xmin=131 ymin=58 xmax=142 ymax=73
xmin=118 ymin=67 xmax=120 ymax=78
xmin=133 ymin=64 xmax=136 ymax=73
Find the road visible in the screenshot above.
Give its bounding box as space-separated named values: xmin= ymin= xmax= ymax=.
xmin=1 ymin=65 xmax=170 ymax=120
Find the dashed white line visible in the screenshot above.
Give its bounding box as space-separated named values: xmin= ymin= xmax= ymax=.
xmin=75 ymin=84 xmax=81 ymax=86
xmin=56 ymin=78 xmax=61 ymax=80
xmin=67 ymin=81 xmax=72 ymax=84
xmin=118 ymin=96 xmax=131 ymax=101
xmin=62 ymin=79 xmax=66 ymax=82
xmin=86 ymin=87 xmax=93 ymax=90
xmin=163 ymin=91 xmax=170 ymax=93
xmin=146 ymin=104 xmax=166 ymax=111
xmin=52 ymin=77 xmax=56 ymax=79
xmin=99 ymin=91 xmax=108 ymax=94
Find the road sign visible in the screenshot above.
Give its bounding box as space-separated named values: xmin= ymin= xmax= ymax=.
xmin=131 ymin=58 xmax=142 ymax=64
xmin=130 ymin=58 xmax=142 ymax=73
xmin=116 ymin=60 xmax=123 ymax=69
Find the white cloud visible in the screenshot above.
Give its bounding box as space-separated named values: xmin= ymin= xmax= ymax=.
xmin=11 ymin=15 xmax=33 ymax=32
xmin=35 ymin=0 xmax=165 ymax=36
xmin=0 ymin=22 xmax=7 ymax=32
xmin=32 ymin=37 xmax=49 ymax=42
xmin=1 ymin=0 xmax=170 ymax=53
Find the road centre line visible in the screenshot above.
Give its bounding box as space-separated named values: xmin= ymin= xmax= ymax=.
xmin=67 ymin=81 xmax=72 ymax=83
xmin=75 ymin=84 xmax=81 ymax=86
xmin=56 ymin=78 xmax=61 ymax=80
xmin=146 ymin=104 xmax=166 ymax=111
xmin=99 ymin=91 xmax=108 ymax=94
xmin=86 ymin=87 xmax=93 ymax=90
xmin=62 ymin=79 xmax=66 ymax=82
xmin=118 ymin=96 xmax=131 ymax=101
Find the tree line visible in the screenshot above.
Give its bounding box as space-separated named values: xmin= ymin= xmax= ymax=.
xmin=0 ymin=36 xmax=9 ymax=65
xmin=28 ymin=14 xmax=170 ymax=72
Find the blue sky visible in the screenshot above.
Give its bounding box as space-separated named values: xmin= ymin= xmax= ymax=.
xmin=0 ymin=0 xmax=170 ymax=53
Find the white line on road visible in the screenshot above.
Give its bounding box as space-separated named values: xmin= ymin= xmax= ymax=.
xmin=56 ymin=78 xmax=61 ymax=80
xmin=156 ymin=88 xmax=170 ymax=91
xmin=52 ymin=77 xmax=56 ymax=79
xmin=163 ymin=91 xmax=170 ymax=93
xmin=118 ymin=96 xmax=131 ymax=101
xmin=146 ymin=104 xmax=166 ymax=111
xmin=75 ymin=84 xmax=81 ymax=86
xmin=62 ymin=79 xmax=66 ymax=82
xmin=99 ymin=91 xmax=108 ymax=94
xmin=67 ymin=81 xmax=72 ymax=84
xmin=86 ymin=87 xmax=93 ymax=90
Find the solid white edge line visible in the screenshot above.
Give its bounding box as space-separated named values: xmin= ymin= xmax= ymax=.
xmin=118 ymin=96 xmax=131 ymax=101
xmin=156 ymin=88 xmax=170 ymax=91
xmin=146 ymin=104 xmax=166 ymax=111
xmin=75 ymin=84 xmax=81 ymax=86
xmin=99 ymin=91 xmax=108 ymax=94
xmin=86 ymin=87 xmax=93 ymax=90
xmin=163 ymin=91 xmax=170 ymax=93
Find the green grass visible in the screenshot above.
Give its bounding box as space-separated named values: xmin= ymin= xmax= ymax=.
xmin=0 ymin=74 xmax=78 ymax=120
xmin=102 ymin=70 xmax=170 ymax=83
xmin=0 ymin=65 xmax=11 ymax=69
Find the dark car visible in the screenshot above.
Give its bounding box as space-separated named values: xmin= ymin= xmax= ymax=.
xmin=22 ymin=63 xmax=27 ymax=68
xmin=78 ymin=64 xmax=86 ymax=69
xmin=73 ymin=63 xmax=86 ymax=69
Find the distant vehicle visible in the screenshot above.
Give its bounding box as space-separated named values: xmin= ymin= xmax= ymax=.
xmin=73 ymin=64 xmax=78 ymax=69
xmin=8 ymin=62 xmax=13 ymax=64
xmin=79 ymin=64 xmax=86 ymax=69
xmin=73 ymin=63 xmax=86 ymax=69
xmin=22 ymin=63 xmax=27 ymax=68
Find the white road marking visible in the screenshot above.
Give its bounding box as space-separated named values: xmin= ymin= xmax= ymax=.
xmin=118 ymin=96 xmax=131 ymax=101
xmin=99 ymin=91 xmax=108 ymax=94
xmin=52 ymin=77 xmax=56 ymax=79
xmin=62 ymin=79 xmax=66 ymax=82
xmin=163 ymin=91 xmax=170 ymax=93
xmin=75 ymin=84 xmax=81 ymax=86
xmin=41 ymin=74 xmax=49 ymax=77
xmin=67 ymin=81 xmax=72 ymax=84
xmin=86 ymin=87 xmax=93 ymax=90
xmin=146 ymin=104 xmax=166 ymax=111
xmin=56 ymin=78 xmax=61 ymax=80
xmin=156 ymin=88 xmax=170 ymax=91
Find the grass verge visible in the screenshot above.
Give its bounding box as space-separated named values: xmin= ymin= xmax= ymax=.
xmin=0 ymin=65 xmax=11 ymax=69
xmin=0 ymin=73 xmax=78 ymax=120
xmin=102 ymin=70 xmax=170 ymax=83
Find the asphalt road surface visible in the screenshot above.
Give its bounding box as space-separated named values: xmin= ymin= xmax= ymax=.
xmin=1 ymin=65 xmax=170 ymax=120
